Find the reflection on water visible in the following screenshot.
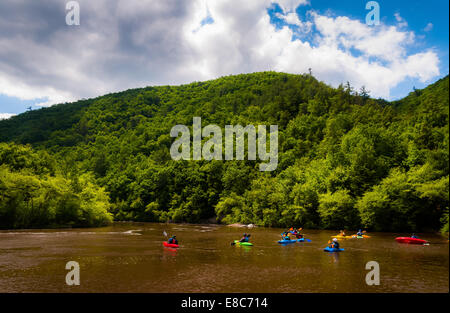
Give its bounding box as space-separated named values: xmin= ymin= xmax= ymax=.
xmin=163 ymin=246 xmax=179 ymax=258
xmin=328 ymin=252 xmax=340 ymax=263
xmin=0 ymin=223 xmax=448 ymax=293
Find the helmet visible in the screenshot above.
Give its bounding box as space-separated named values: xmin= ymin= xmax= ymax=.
xmin=243 ymin=233 xmax=247 ymax=236
xmin=333 ymin=238 xmax=338 ymax=242
xmin=173 ymin=235 xmax=176 ymax=238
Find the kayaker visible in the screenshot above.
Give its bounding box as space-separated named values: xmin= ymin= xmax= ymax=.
xmin=330 ymin=238 xmax=340 ymax=249
xmin=357 ymin=229 xmax=363 ymax=236
xmin=294 ymin=229 xmax=304 ymax=239
xmin=239 ymin=233 xmax=250 ymax=242
xmin=281 ymin=232 xmax=290 ymax=240
xmin=411 ymin=233 xmax=418 ymax=239
xmin=168 ymin=235 xmax=178 ymax=245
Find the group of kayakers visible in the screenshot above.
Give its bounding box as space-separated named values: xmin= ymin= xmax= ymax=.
xmin=280 ymin=227 xmax=304 ymax=240
xmin=165 ymin=228 xmax=423 ymax=248
xmin=165 ymin=233 xmax=252 ymax=246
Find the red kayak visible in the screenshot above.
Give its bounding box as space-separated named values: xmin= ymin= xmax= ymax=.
xmin=395 ymin=237 xmax=428 ymax=245
xmin=163 ymin=242 xmax=179 ymax=248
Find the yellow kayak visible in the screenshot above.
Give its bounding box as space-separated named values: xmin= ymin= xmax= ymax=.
xmin=332 ymin=235 xmax=353 ymax=239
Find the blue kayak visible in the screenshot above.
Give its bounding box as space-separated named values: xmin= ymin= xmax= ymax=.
xmin=324 ymin=247 xmax=344 ymax=252
xmin=278 ymin=239 xmax=297 ymax=244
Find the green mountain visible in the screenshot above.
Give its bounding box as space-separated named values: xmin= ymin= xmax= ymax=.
xmin=0 ymin=72 xmax=448 ymax=232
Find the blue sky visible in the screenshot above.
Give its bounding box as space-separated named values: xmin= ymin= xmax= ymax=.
xmin=270 ymin=0 xmax=449 ymax=99
xmin=0 ymin=0 xmax=448 ymax=117
xmin=326 ymin=0 xmax=448 ymax=97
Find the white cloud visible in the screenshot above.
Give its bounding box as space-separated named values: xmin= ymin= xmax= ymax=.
xmin=424 ymin=22 xmax=433 ymax=32
xmin=0 ymin=113 xmax=16 ymax=120
xmin=312 ymin=14 xmax=415 ymax=61
xmin=275 ymin=11 xmax=312 ymax=33
xmin=394 ymin=13 xmax=408 ymax=28
xmin=275 ymin=0 xmax=309 ymax=13
xmin=0 ymin=0 xmax=442 ymax=108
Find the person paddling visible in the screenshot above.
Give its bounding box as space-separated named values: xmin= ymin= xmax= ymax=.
xmin=357 ymin=229 xmax=363 ymax=237
xmin=329 ymin=238 xmax=340 ymax=249
xmin=281 ymin=232 xmax=290 ymax=240
xmin=239 ymin=233 xmax=251 ymax=242
xmin=294 ymin=228 xmax=304 ymax=239
xmin=411 ymin=233 xmax=418 ymax=239
xmin=168 ymin=235 xmax=178 ymax=245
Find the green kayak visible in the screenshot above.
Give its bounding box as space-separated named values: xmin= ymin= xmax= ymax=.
xmin=234 ymin=240 xmax=253 ymax=246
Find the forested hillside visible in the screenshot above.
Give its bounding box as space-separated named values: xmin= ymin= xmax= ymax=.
xmin=0 ymin=72 xmax=448 ymax=232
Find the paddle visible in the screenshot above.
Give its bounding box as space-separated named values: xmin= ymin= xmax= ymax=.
xmin=163 ymin=230 xmax=175 ymax=245
xmin=296 ymin=237 xmax=311 ymax=242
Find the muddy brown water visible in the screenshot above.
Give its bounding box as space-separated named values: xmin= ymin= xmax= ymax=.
xmin=0 ymin=223 xmax=448 ymax=292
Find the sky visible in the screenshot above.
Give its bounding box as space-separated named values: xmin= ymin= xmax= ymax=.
xmin=0 ymin=0 xmax=448 ymax=119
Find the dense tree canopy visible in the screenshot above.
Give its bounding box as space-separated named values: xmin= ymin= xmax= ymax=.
xmin=0 ymin=143 xmax=112 ymax=229
xmin=0 ymin=72 xmax=448 ymax=232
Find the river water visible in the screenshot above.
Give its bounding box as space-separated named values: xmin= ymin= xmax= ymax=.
xmin=0 ymin=223 xmax=448 ymax=293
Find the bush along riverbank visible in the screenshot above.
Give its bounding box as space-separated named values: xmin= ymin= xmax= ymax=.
xmin=0 ymin=143 xmax=112 ymax=229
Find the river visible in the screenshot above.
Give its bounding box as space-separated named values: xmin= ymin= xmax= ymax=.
xmin=0 ymin=223 xmax=448 ymax=292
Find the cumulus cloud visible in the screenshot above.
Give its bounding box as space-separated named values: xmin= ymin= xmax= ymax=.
xmin=0 ymin=0 xmax=442 ymax=108
xmin=275 ymin=11 xmax=312 ymax=33
xmin=274 ymin=0 xmax=309 ymax=13
xmin=0 ymin=113 xmax=16 ymax=120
